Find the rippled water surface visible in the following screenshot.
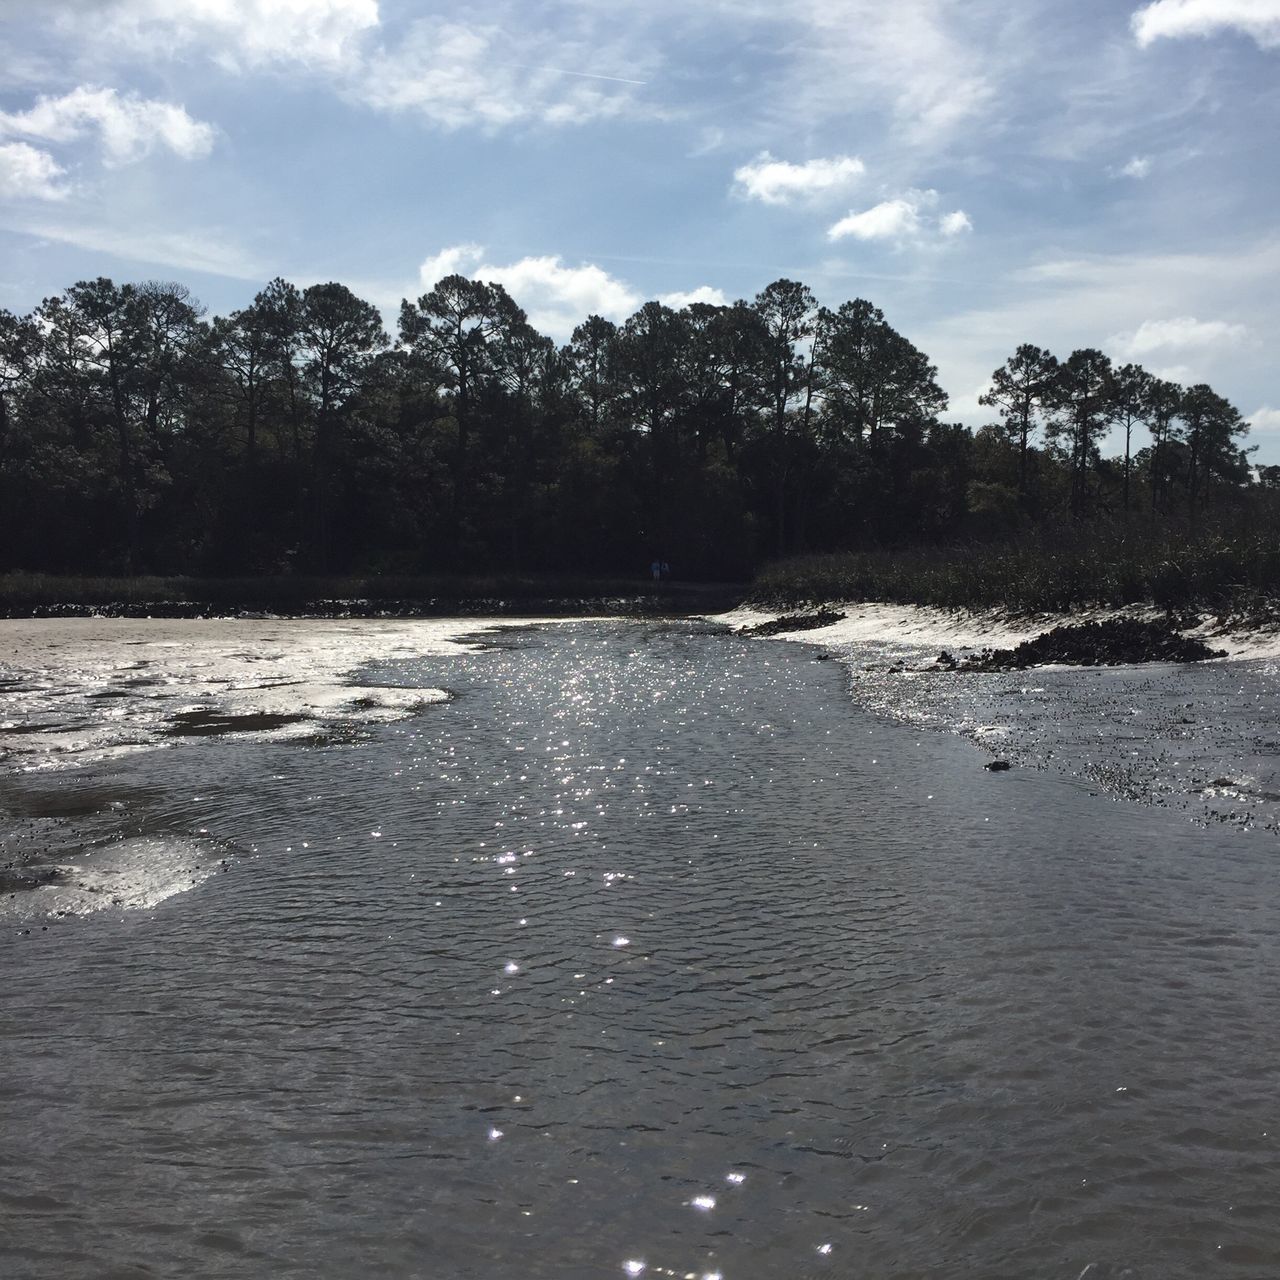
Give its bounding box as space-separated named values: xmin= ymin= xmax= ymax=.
xmin=4 ymin=620 xmax=1280 ymax=1279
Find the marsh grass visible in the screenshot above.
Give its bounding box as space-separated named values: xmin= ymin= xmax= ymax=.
xmin=753 ymin=521 xmax=1280 ymax=617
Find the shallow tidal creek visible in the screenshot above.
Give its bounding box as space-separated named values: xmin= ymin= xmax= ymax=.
xmin=4 ymin=620 xmax=1280 ymax=1279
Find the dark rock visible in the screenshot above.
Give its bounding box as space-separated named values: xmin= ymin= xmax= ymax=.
xmin=935 ymin=649 xmax=958 ymax=670
xmin=956 ymin=619 xmax=1226 ymax=672
xmin=984 ymin=760 xmax=1012 ymax=771
xmin=740 ymin=608 xmax=846 ymax=638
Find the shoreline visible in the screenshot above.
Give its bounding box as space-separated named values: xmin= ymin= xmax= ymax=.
xmin=715 ymin=599 xmax=1280 ymax=662
xmin=6 ymin=606 xmax=1280 ymax=921
xmin=0 ymin=574 xmax=748 ymax=621
xmin=716 ymin=600 xmax=1280 ymax=838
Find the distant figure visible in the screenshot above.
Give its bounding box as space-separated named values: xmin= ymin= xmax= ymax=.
xmin=651 ymin=559 xmax=662 ymax=582
xmin=660 ymin=560 xmax=671 ymax=581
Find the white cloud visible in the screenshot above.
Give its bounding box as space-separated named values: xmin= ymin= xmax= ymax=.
xmin=1150 ymin=363 xmax=1195 ymax=383
xmin=0 ymin=87 xmax=215 ymax=165
xmin=829 ymin=198 xmax=923 ymax=242
xmin=417 ymin=244 xmax=486 ymax=287
xmin=909 ymin=239 xmax=1280 ymax=447
xmin=84 ymin=0 xmax=380 ymax=71
xmin=761 ymin=0 xmax=996 ymax=146
xmin=414 ymin=245 xmax=727 ymax=336
xmin=0 ymin=215 xmax=262 ymax=278
xmin=1112 ymin=315 xmax=1250 ymax=356
xmin=476 ymin=257 xmax=641 ymax=335
xmin=0 ymin=142 xmax=69 ymax=201
xmin=1132 ymin=0 xmax=1280 ymax=49
xmin=356 ymin=19 xmax=644 ymax=130
xmin=731 ymin=152 xmax=865 ymax=205
xmin=36 ymin=3 xmax=649 ymax=132
xmin=1248 ymin=406 xmax=1280 ymax=432
xmin=658 ymin=286 xmax=730 ymax=308
xmin=417 ymin=245 xmax=640 ymax=335
xmin=1122 ymin=155 xmax=1153 ymax=178
xmin=828 ymin=189 xmax=970 ymax=244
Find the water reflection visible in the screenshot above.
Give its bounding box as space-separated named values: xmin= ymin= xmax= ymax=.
xmin=2 ymin=621 xmax=1280 ymax=1278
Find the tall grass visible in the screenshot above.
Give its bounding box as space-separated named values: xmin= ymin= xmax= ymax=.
xmin=752 ymin=522 xmax=1280 ymax=616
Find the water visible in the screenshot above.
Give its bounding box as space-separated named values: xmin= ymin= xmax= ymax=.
xmin=4 ymin=620 xmax=1280 ymax=1279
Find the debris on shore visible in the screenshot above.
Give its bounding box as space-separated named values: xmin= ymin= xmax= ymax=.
xmin=740 ymin=608 xmax=846 ymax=637
xmin=937 ymin=618 xmax=1227 ymax=671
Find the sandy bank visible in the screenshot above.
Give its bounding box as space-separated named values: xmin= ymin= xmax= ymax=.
xmin=0 ymin=615 xmax=530 ymax=769
xmin=714 ymin=601 xmax=1280 ymax=662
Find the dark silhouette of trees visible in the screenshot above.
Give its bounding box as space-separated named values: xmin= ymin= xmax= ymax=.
xmin=753 ymin=279 xmax=817 ymax=555
xmin=1180 ymin=383 xmax=1250 ymax=515
xmin=0 ymin=272 xmax=1263 ymax=580
xmin=1048 ymin=349 xmax=1116 ymax=517
xmin=1145 ymin=377 xmax=1183 ymax=515
xmin=1109 ymin=362 xmax=1154 ymax=516
xmin=979 ymin=344 xmax=1058 ymax=504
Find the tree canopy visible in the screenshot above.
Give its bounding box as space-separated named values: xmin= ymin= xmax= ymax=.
xmin=0 ymin=272 xmax=1260 ymax=579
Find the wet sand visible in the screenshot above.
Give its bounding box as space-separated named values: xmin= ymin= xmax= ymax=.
xmin=720 ymin=602 xmax=1280 ymax=833
xmin=0 ymin=616 xmax=520 ymax=917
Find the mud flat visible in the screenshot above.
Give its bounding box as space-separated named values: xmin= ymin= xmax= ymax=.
xmin=720 ymin=601 xmax=1280 ymax=833
xmin=0 ymin=615 xmax=526 ymax=920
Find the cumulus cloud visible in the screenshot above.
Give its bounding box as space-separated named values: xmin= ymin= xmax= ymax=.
xmin=417 ymin=244 xmax=487 ymax=287
xmin=658 ymin=286 xmax=730 ymax=308
xmin=0 ymin=142 xmax=69 ymax=200
xmin=417 ymin=245 xmax=639 ymax=335
xmin=1122 ymin=155 xmax=1153 ymax=178
xmin=82 ymin=0 xmax=380 ymax=71
xmin=829 ymin=198 xmax=923 ymax=242
xmin=0 ymin=87 xmax=216 ymax=165
xmin=1132 ymin=0 xmax=1280 ymax=49
xmin=731 ymin=152 xmax=865 ymax=205
xmin=1112 ymin=315 xmax=1250 ymax=356
xmin=828 ymin=189 xmax=971 ymax=244
xmin=1248 ymin=406 xmax=1280 ymax=432
xmin=414 ymin=245 xmax=726 ymax=336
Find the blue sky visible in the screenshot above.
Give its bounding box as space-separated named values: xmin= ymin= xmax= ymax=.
xmin=2 ymin=0 xmax=1278 ymax=457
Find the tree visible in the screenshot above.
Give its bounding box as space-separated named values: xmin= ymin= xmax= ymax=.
xmin=1048 ymin=349 xmax=1115 ymax=516
xmin=978 ymin=344 xmax=1058 ymax=502
xmin=1144 ymin=377 xmax=1183 ymax=515
xmin=822 ymin=298 xmax=946 ymax=446
xmin=752 ymin=279 xmax=817 ymax=554
xmin=38 ymin=280 xmax=169 ymax=568
xmin=296 ymin=282 xmax=387 ymax=567
xmin=399 ymin=275 xmax=502 ymax=540
xmin=254 ymin=278 xmax=308 ymax=466
xmin=1108 ymin=362 xmax=1154 ymax=516
xmin=1180 ymin=383 xmax=1249 ymax=513
xmin=0 ymin=309 xmax=41 ymax=445
xmin=567 ymin=314 xmax=618 ymax=433
xmin=211 ymin=303 xmax=274 ymax=463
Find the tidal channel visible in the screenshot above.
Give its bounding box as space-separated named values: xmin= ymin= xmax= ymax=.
xmin=4 ymin=620 xmax=1279 ymax=1279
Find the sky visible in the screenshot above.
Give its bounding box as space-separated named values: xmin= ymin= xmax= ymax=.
xmin=1 ymin=0 xmax=1278 ymax=458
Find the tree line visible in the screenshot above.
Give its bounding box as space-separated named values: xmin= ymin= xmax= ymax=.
xmin=0 ymin=273 xmax=1261 ymax=579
